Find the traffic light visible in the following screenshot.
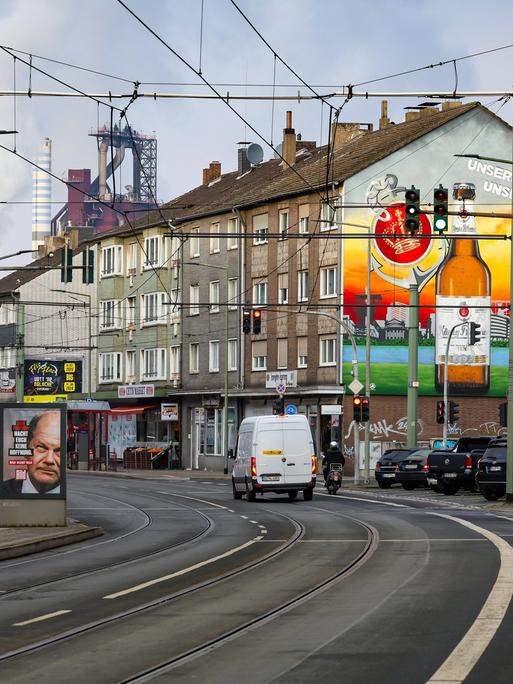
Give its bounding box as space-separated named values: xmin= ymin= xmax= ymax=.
xmin=242 ymin=309 xmax=251 ymax=334
xmin=273 ymin=396 xmax=285 ymax=415
xmin=433 ymin=185 xmax=449 ymax=233
xmin=82 ymin=248 xmax=94 ymax=284
xmin=361 ymin=396 xmax=370 ymax=422
xmin=436 ymin=400 xmax=445 ymax=424
xmin=60 ymin=246 xmax=73 ymax=283
xmin=469 ymin=322 xmax=481 ymax=345
xmin=404 ymin=186 xmax=420 ymax=235
xmin=353 ymin=396 xmax=362 ymax=422
xmin=252 ymin=309 xmax=262 ymax=334
xmin=448 ymin=400 xmax=459 ymax=423
xmin=499 ymin=401 xmax=508 ymax=427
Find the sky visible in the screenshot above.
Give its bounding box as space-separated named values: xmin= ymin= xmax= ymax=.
xmin=0 ymin=0 xmax=512 ymax=263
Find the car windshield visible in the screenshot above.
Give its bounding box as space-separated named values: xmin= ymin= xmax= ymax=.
xmin=381 ymin=450 xmax=413 ymax=463
xmin=483 ymin=446 xmax=507 ymax=461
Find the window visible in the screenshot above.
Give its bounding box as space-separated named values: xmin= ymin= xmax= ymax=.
xmin=228 ymin=338 xmax=238 ymax=371
xmin=99 ymin=352 xmax=122 ymax=383
xmin=100 ymin=300 xmax=122 ymax=331
xmin=189 ymin=343 xmax=199 ymax=374
xmin=210 ymin=223 xmax=220 ymax=253
xmin=170 ymin=345 xmax=181 ymax=376
xmin=277 ymin=338 xmax=288 ymax=369
xmin=190 ymin=227 xmax=200 ymax=258
xmin=127 ymin=243 xmax=137 ymax=274
xmin=141 ymin=292 xmax=168 ymax=325
xmin=320 ymin=337 xmax=336 ymax=366
xmin=126 ymin=350 xmax=136 ymax=381
xmin=278 ymin=273 xmax=288 ymax=304
xmin=126 ymin=297 xmax=136 ymax=327
xmin=279 ymin=209 xmax=289 ymax=239
xmin=320 ymin=200 xmax=340 ymax=231
xmin=141 ymin=348 xmax=166 ymax=381
xmin=189 ymin=284 xmax=200 ymax=316
xmin=209 ymin=281 xmax=220 ymax=313
xmin=228 ymin=277 xmax=238 ymax=310
xmin=169 ymin=287 xmax=180 ymax=317
xmin=101 ymin=245 xmax=122 ymax=277
xmin=298 ymin=337 xmax=307 ymax=368
xmin=252 ymin=280 xmax=267 ymax=306
xmin=0 ymin=347 xmax=15 ymax=368
xmin=298 ymin=270 xmax=308 ymax=302
xmin=320 ymin=266 xmax=337 ymax=298
xmin=253 ymin=213 xmax=268 ymax=245
xmin=209 ymin=340 xmax=220 ymax=372
xmin=143 ymin=236 xmax=161 ymax=268
xmin=0 ymin=306 xmax=15 ymax=325
xmin=299 ymin=205 xmax=310 ymax=234
xmin=252 ymin=340 xmax=267 ymax=371
xmin=227 ymin=217 xmax=238 ymax=250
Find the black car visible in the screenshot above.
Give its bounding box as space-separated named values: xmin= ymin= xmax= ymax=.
xmin=395 ymin=449 xmax=432 ymax=490
xmin=476 ymin=438 xmax=507 ymax=501
xmin=374 ymin=448 xmax=416 ymax=488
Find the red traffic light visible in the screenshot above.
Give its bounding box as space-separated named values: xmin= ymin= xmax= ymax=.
xmin=434 ymin=188 xmax=448 ymax=203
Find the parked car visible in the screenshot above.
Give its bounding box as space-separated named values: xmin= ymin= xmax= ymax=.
xmin=426 ymin=436 xmax=493 ymax=495
xmin=395 ymin=449 xmax=433 ymax=490
xmin=476 ymin=438 xmax=507 ymax=501
xmin=374 ymin=448 xmax=417 ymax=489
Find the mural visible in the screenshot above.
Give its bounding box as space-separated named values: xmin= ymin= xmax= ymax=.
xmin=342 ymin=106 xmax=511 ymax=396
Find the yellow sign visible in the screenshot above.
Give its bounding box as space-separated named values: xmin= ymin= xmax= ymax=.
xmin=262 ymin=449 xmax=283 ymax=455
xmin=24 ymin=395 xmax=67 ymax=403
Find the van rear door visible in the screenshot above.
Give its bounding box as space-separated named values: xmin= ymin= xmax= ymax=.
xmin=255 ymin=428 xmax=285 ymax=482
xmin=282 ymin=424 xmax=312 ymax=484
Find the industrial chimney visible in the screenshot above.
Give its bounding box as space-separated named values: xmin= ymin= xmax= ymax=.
xmin=32 ymin=138 xmax=52 ymax=252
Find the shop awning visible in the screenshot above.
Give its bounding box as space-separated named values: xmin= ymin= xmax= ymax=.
xmin=109 ymin=405 xmax=155 ymax=415
xmin=67 ymin=400 xmax=111 ymax=411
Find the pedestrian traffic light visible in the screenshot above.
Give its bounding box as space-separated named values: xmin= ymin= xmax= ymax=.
xmin=273 ymin=396 xmax=285 ymax=415
xmin=436 ymin=400 xmax=445 ymax=424
xmin=353 ymin=396 xmax=362 ymax=422
xmin=82 ymin=248 xmax=94 ymax=284
xmin=252 ymin=309 xmax=262 ymax=334
xmin=242 ymin=309 xmax=251 ymax=334
xmin=448 ymin=400 xmax=459 ymax=423
xmin=499 ymin=401 xmax=508 ymax=427
xmin=361 ymin=396 xmax=370 ymax=422
xmin=60 ymin=246 xmax=73 ymax=283
xmin=433 ymin=185 xmax=449 ymax=233
xmin=404 ymin=186 xmax=420 ymax=235
xmin=469 ymin=322 xmax=481 ymax=345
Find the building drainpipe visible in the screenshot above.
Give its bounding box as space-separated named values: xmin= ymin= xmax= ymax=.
xmin=15 ymin=299 xmax=24 ymax=403
xmin=233 ymin=206 xmax=246 ymax=395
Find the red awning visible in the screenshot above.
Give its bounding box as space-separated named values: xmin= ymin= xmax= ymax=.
xmin=109 ymin=405 xmax=156 ymax=415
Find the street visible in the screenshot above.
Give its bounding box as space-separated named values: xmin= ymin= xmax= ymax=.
xmin=0 ymin=473 xmax=512 ymax=683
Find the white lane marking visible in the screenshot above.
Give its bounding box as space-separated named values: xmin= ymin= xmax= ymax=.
xmin=259 ymin=529 xmax=267 ymax=534
xmin=250 ymin=520 xmax=258 ymax=524
xmin=156 ymin=491 xmax=227 ymax=510
xmin=240 ymin=515 xmax=249 ymax=520
xmin=227 ymin=509 xmax=235 ymax=513
xmin=14 ymin=610 xmax=71 ymax=627
xmin=332 ymin=493 xmax=409 ymax=508
xmin=104 ymin=536 xmax=261 ymax=599
xmin=426 ymin=513 xmax=513 ymax=683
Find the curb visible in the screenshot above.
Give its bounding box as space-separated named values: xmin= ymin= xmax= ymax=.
xmin=0 ymin=525 xmax=103 ymax=561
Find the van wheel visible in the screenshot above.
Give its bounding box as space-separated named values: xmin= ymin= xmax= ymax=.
xmin=288 ymin=490 xmax=298 ymax=500
xmin=232 ymin=479 xmax=242 ymax=500
xmin=246 ymin=482 xmax=256 ymax=502
xmin=303 ymin=488 xmax=313 ymax=501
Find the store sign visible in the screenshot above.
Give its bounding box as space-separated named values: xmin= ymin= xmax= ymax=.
xmin=321 ymin=405 xmax=342 ymax=415
xmin=265 ymin=371 xmax=297 ymax=389
xmin=118 ymin=384 xmax=155 ymax=398
xmin=0 ymin=369 xmax=15 ymax=394
xmin=161 ymin=403 xmax=178 ymax=421
xmin=24 ymin=395 xmax=67 ymax=403
xmin=24 ymin=360 xmax=82 ymax=396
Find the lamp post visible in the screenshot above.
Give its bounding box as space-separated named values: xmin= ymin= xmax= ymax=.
xmin=183 ymin=262 xmax=230 ymax=474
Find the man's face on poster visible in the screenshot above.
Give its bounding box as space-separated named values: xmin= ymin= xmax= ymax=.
xmin=27 ymin=411 xmax=61 ymax=493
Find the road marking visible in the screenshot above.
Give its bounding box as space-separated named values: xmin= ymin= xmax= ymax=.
xmin=426 ymin=513 xmax=513 ymax=683
xmin=14 ymin=610 xmax=71 ymax=627
xmin=240 ymin=515 xmax=248 ymax=519
xmin=328 ymin=493 xmax=409 ymax=508
xmin=156 ymin=491 xmax=227 ymax=510
xmin=250 ymin=520 xmax=258 ymax=524
xmin=300 ymin=539 xmax=369 ymax=543
xmin=104 ymin=537 xmax=261 ymax=599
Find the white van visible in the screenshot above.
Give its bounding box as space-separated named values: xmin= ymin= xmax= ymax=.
xmin=232 ymin=415 xmax=316 ymax=501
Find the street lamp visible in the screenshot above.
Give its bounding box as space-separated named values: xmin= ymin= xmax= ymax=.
xmin=183 ymin=262 xmax=230 ymax=474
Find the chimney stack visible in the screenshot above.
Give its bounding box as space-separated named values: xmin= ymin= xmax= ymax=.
xmin=202 ymin=161 xmax=222 ymax=186
xmin=281 ymin=110 xmax=296 ymax=168
xmin=379 ymin=100 xmax=391 ymax=129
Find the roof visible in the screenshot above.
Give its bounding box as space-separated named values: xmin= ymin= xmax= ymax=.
xmin=95 ymin=102 xmax=491 ymax=242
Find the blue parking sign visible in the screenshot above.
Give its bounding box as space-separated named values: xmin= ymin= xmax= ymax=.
xmin=285 ymin=404 xmax=297 ymax=415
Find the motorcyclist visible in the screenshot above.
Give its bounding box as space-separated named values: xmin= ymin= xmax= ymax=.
xmin=322 ymin=441 xmax=345 ymax=484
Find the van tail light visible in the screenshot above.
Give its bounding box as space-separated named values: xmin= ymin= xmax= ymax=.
xmin=465 ymin=454 xmax=473 ymax=469
xmin=311 ymin=455 xmax=316 ymax=475
xmin=251 ymin=457 xmax=257 ymax=478
xmin=375 ymin=462 xmax=381 ymax=472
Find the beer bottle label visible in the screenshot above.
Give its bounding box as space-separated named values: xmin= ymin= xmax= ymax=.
xmin=435 ymin=295 xmax=490 ymax=366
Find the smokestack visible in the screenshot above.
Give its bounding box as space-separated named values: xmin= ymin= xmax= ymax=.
xmin=98 ymin=140 xmax=109 ymax=198
xmin=379 ymin=100 xmax=390 ymax=129
xmin=281 ymin=111 xmax=296 ymax=168
xmin=32 ymin=138 xmax=52 ymax=252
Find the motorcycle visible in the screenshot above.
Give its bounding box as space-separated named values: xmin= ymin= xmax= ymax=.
xmin=325 ymin=464 xmax=343 ymax=495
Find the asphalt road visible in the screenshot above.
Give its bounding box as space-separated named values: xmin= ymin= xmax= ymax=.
xmin=1 ymin=474 xmax=513 ymax=683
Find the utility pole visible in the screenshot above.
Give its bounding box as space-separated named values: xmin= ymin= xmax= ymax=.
xmin=443 ymin=323 xmax=465 ymax=448
xmin=406 ymin=283 xmax=419 ymax=447
xmin=15 ymin=302 xmax=24 ymax=402
xmin=364 ymin=249 xmax=371 ymax=483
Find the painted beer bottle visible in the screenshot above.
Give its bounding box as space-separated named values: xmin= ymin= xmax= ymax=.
xmin=435 ymin=183 xmax=491 ymax=394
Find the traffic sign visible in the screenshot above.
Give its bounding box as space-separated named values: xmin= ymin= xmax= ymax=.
xmin=348 ymin=379 xmax=364 ymax=395
xmin=285 ymin=404 xmax=297 ymax=415
xmin=276 ymin=383 xmax=286 ymax=395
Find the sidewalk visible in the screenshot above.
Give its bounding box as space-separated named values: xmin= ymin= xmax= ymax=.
xmin=0 ymin=520 xmax=103 ymax=561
